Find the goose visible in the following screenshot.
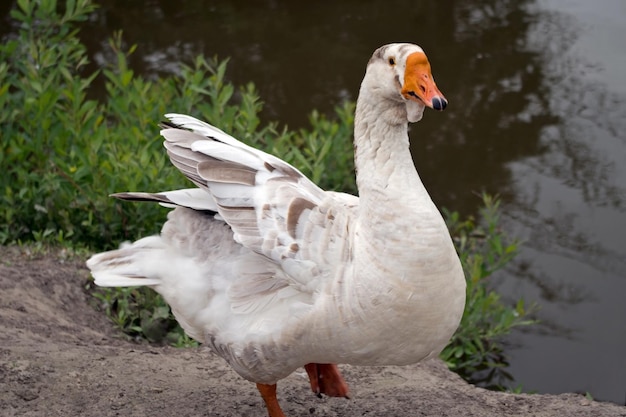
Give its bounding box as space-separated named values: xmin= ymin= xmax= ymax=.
xmin=87 ymin=42 xmax=466 ymax=417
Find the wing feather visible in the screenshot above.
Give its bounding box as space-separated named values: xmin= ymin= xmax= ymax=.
xmin=112 ymin=188 xmax=218 ymax=212
xmin=197 ymin=160 xmax=256 ymax=185
xmin=160 ymin=114 xmax=357 ymax=299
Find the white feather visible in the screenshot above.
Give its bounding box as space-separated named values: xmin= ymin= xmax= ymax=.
xmin=92 ymin=272 xmax=161 ymax=287
xmin=157 ymin=188 xmax=218 ymax=211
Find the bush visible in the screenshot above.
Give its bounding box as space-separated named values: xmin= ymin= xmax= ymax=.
xmin=440 ymin=194 xmax=536 ymax=389
xmin=2 ymin=0 xmax=534 ymax=387
xmin=1 ymin=0 xmax=356 ymax=248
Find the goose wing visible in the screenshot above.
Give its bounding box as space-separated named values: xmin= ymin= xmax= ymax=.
xmin=162 ymin=113 xmax=357 ymax=293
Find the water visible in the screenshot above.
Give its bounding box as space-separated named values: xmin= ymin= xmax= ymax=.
xmin=497 ymin=0 xmax=626 ymax=404
xmin=3 ymin=0 xmax=625 ymax=405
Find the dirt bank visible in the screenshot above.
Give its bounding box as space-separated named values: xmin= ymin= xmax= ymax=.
xmin=1 ymin=246 xmax=623 ymax=416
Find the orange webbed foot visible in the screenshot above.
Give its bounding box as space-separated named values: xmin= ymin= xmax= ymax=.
xmin=304 ymin=363 xmax=350 ymax=399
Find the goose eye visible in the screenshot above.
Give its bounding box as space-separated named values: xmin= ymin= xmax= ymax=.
xmin=388 ymin=57 xmax=395 ymax=66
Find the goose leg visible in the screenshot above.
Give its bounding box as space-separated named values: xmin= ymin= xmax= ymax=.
xmin=304 ymin=363 xmax=350 ymax=398
xmin=256 ymin=383 xmax=286 ymax=417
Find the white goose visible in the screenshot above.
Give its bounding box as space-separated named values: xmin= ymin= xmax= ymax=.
xmin=87 ymin=43 xmax=466 ymax=417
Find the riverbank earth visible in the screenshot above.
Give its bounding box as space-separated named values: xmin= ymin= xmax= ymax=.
xmin=1 ymin=246 xmax=624 ymax=416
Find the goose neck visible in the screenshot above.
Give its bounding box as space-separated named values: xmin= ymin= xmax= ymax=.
xmin=353 ymin=98 xmax=427 ymax=205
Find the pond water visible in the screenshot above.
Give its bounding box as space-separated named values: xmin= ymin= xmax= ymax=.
xmin=3 ymin=0 xmax=625 ymax=405
xmin=497 ymin=0 xmax=626 ymax=404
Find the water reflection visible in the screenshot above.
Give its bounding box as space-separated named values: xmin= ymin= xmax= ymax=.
xmin=419 ymin=1 xmax=558 ymax=212
xmin=499 ymin=0 xmax=626 ymax=403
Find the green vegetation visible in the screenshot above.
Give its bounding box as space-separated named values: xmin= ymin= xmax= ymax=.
xmin=441 ymin=195 xmax=536 ymax=389
xmin=1 ymin=0 xmax=535 ymax=389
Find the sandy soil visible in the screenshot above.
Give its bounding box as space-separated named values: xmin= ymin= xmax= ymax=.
xmin=1 ymin=246 xmax=624 ymax=417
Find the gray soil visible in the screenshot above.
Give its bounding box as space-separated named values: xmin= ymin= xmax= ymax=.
xmin=1 ymin=246 xmax=624 ymax=417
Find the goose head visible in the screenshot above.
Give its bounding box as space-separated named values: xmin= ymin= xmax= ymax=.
xmin=361 ymin=43 xmax=447 ymax=123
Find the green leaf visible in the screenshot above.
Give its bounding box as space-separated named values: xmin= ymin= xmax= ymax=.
xmin=17 ymin=0 xmax=31 ymax=14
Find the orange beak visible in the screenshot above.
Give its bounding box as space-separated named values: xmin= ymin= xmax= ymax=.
xmin=401 ymin=51 xmax=447 ymax=111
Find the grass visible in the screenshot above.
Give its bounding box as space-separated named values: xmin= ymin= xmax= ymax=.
xmin=1 ymin=0 xmax=536 ymax=389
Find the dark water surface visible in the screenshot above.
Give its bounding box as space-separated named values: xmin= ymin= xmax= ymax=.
xmin=497 ymin=0 xmax=626 ymax=405
xmin=3 ymin=0 xmax=625 ymax=404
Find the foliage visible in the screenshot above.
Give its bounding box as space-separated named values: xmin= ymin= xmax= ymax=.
xmin=0 ymin=0 xmax=355 ymax=248
xmin=440 ymin=194 xmax=536 ymax=390
xmin=2 ymin=0 xmax=535 ymax=383
xmin=89 ymin=285 xmax=197 ymax=346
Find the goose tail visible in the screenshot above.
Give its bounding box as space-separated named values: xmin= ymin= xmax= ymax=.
xmin=86 ymin=236 xmax=164 ymax=287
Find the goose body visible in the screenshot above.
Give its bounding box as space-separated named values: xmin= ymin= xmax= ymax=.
xmin=87 ymin=43 xmax=466 ymax=416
